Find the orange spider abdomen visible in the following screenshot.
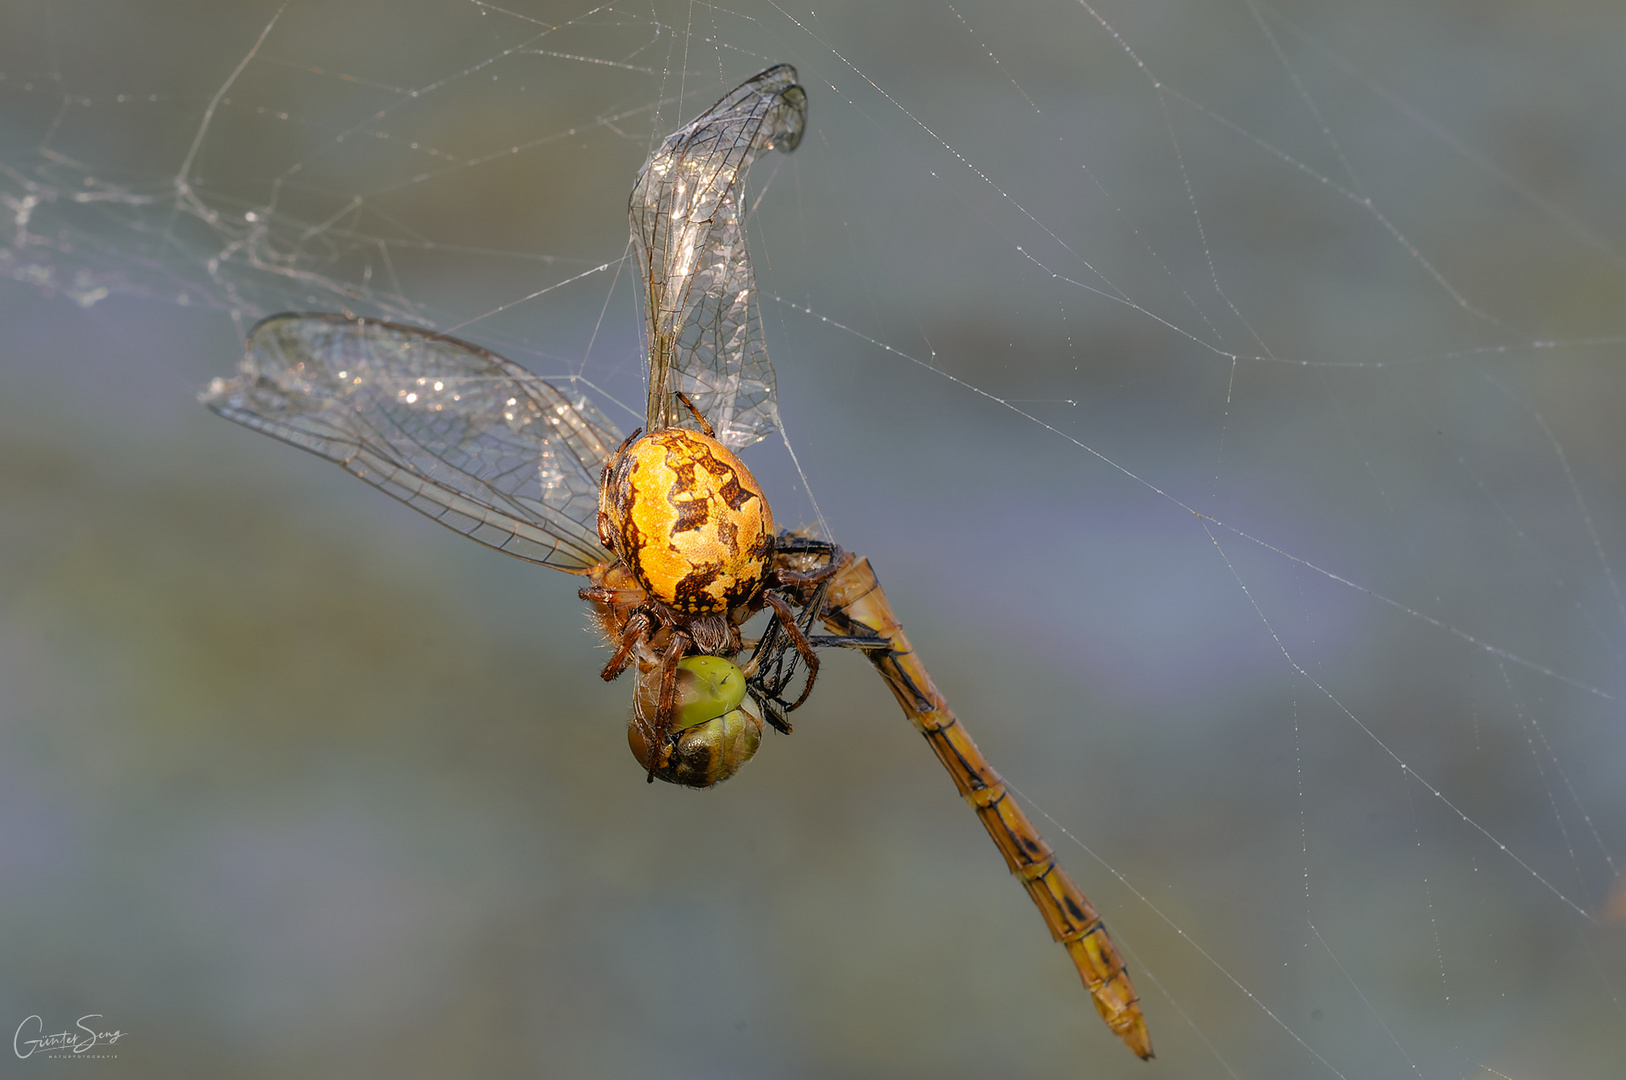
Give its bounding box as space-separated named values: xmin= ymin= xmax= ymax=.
xmin=599 ymin=428 xmax=774 ymax=614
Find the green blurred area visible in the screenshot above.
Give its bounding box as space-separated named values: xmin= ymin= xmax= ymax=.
xmin=1 ymin=1 xmax=1624 ymax=1077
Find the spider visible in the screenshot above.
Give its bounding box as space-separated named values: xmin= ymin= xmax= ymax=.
xmin=578 ymin=395 xmax=863 ymax=784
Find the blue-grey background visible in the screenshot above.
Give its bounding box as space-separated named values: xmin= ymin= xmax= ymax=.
xmin=1 ymin=1 xmax=1623 ymax=1077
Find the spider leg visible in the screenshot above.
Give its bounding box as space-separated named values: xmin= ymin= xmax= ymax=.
xmin=600 ymin=609 xmax=655 ymax=683
xmin=770 ymin=563 xmax=840 ymax=594
xmin=646 ymin=629 xmax=692 ymax=783
xmin=578 ymin=583 xmax=644 ymax=607
xmin=768 ymin=544 xmax=844 ymax=590
xmin=673 ymin=391 xmax=716 ymax=440
xmin=763 ymin=591 xmax=821 ymax=711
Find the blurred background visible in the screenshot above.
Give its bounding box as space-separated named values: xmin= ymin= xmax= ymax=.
xmin=2 ymin=1 xmax=1624 ymax=1076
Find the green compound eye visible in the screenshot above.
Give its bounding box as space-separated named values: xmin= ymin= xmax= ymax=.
xmin=633 ymin=655 xmax=747 ymax=730
xmin=671 ymin=655 xmax=747 ymax=727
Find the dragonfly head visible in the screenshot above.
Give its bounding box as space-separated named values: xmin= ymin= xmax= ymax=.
xmin=629 ymin=656 xmax=764 ymax=787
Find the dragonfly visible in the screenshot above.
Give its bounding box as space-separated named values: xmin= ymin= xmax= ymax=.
xmin=202 ymin=64 xmax=1152 ymax=1060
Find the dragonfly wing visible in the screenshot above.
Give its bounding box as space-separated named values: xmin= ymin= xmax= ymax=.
xmin=203 ymin=312 xmax=619 ymax=573
xmin=631 ymin=64 xmax=806 ymax=449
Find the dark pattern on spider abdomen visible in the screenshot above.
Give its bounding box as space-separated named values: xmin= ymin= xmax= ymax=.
xmin=599 ymin=428 xmax=774 ymax=614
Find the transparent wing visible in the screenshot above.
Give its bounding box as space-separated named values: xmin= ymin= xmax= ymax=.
xmin=203 ymin=312 xmax=620 ymax=573
xmin=630 ymin=63 xmax=806 ymax=449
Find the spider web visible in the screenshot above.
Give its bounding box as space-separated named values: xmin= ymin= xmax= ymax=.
xmin=1 ymin=2 xmax=1623 ymax=1077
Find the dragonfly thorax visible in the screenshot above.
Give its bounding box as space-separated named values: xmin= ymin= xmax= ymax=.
xmin=598 ymin=427 xmax=775 ymax=616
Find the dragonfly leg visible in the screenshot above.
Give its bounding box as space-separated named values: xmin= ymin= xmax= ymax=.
xmin=805 ymin=633 xmax=890 ymax=650
xmin=772 ymin=533 xmax=841 ymax=556
xmin=762 ymin=591 xmax=820 ymax=711
xmin=742 ymin=545 xmax=885 ymax=726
